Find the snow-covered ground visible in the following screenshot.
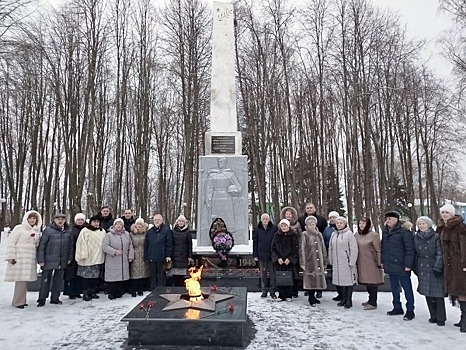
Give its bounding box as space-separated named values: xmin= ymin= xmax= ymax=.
xmin=0 ymin=231 xmax=464 ymax=350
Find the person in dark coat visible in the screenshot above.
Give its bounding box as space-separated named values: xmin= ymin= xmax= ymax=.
xmin=97 ymin=206 xmax=114 ymax=232
xmin=437 ymin=203 xmax=466 ymax=333
xmin=253 ymin=213 xmax=278 ymax=299
xmin=381 ymin=210 xmax=416 ymax=320
xmin=271 ymin=219 xmax=299 ymax=301
xmin=37 ymin=213 xmax=74 ymax=307
xmin=413 ymin=216 xmax=446 ymax=326
xmin=171 ymin=215 xmax=193 ymax=286
xmin=298 ymin=203 xmax=328 ymax=234
xmin=121 ymin=209 xmax=136 ymax=233
xmin=144 ymin=214 xmax=173 ymax=289
xmin=280 ymin=206 xmax=301 ymax=297
xmin=64 ymin=213 xmax=85 ymax=299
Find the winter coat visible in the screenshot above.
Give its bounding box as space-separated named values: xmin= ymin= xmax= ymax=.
xmin=171 ymin=224 xmax=193 ymax=268
xmin=97 ymin=213 xmax=114 ymax=232
xmin=323 ymin=225 xmax=336 ymax=254
xmin=4 ymin=210 xmax=42 ymax=282
xmin=271 ymin=228 xmax=299 ymax=278
xmin=75 ymin=226 xmax=106 ymax=266
xmin=130 ymin=223 xmax=149 ymax=279
xmin=381 ymin=222 xmax=415 ymax=276
xmin=252 ymin=221 xmax=278 ymax=261
xmin=329 ymin=226 xmax=358 ymax=286
xmin=103 ymin=227 xmax=134 ymax=282
xmin=413 ymin=229 xmax=446 ymax=298
xmin=355 ymin=230 xmax=384 ymax=285
xmin=65 ymin=224 xmax=84 ymax=280
xmin=298 ymin=212 xmax=328 ymax=234
xmin=144 ymin=224 xmax=173 ymax=263
xmin=37 ymin=222 xmax=74 ymax=270
xmin=299 ymin=228 xmax=328 ymax=290
xmin=121 ymin=216 xmax=136 ymax=233
xmin=437 ymin=215 xmax=466 ymax=297
xmin=280 ymin=207 xmax=302 ymax=234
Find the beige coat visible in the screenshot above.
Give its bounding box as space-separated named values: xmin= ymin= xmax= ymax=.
xmin=355 ymin=230 xmax=384 ymax=285
xmin=4 ymin=211 xmax=42 ymax=282
xmin=130 ymin=223 xmax=149 ymax=279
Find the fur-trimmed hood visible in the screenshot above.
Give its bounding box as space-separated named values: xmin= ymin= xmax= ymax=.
xmin=280 ymin=206 xmax=298 ymax=225
xmin=21 ymin=210 xmax=42 ymax=230
xmin=130 ymin=222 xmax=148 ymax=235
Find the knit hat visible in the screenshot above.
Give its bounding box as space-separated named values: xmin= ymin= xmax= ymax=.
xmin=135 ymin=218 xmax=145 ymax=225
xmin=176 ymin=215 xmax=187 ymax=222
xmin=384 ymin=211 xmax=401 ymax=220
xmin=74 ymin=213 xmax=86 ymax=223
xmin=113 ymin=218 xmax=124 ymax=226
xmin=278 ymin=219 xmax=290 ymax=227
xmin=336 ymin=216 xmax=348 ymax=225
xmin=416 ymin=216 xmax=433 ymax=228
xmin=328 ymin=211 xmax=339 ymax=219
xmin=440 ymin=203 xmax=455 ymax=216
xmin=305 ymin=216 xmax=318 ymax=226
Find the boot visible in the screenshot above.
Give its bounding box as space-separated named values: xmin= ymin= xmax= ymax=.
xmin=83 ymin=289 xmax=92 ymax=302
xmin=460 ymin=301 xmax=466 ymax=333
xmin=333 ymin=286 xmax=343 ymax=301
xmin=344 ymin=286 xmax=353 ymax=309
xmin=90 ymin=288 xmax=100 ymax=299
xmin=337 ymin=287 xmax=347 ymax=307
xmin=308 ymin=291 xmax=316 ymax=307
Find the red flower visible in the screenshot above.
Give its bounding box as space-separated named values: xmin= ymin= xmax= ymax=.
xmin=30 ymin=232 xmax=36 ymax=238
xmin=147 ymin=301 xmax=154 ymax=308
xmin=228 ymin=304 xmax=234 ymax=313
xmin=210 ymin=284 xmax=217 ymax=292
xmin=139 ymin=304 xmax=144 ymax=310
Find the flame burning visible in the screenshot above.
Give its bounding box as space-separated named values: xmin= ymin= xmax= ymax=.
xmin=184 ymin=266 xmax=204 ymax=302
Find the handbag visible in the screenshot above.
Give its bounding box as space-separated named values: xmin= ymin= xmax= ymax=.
xmin=275 ymin=270 xmax=294 ymax=287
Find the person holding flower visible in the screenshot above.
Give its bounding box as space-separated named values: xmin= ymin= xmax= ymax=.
xmin=209 ymin=217 xmax=234 ymax=267
xmin=5 ymin=210 xmax=42 ymax=308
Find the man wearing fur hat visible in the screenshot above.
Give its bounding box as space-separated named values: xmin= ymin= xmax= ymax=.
xmin=437 ymin=203 xmax=466 ymax=333
xmin=381 ymin=210 xmax=416 ymax=320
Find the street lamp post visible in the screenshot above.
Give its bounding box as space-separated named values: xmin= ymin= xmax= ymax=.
xmin=0 ymin=198 xmax=6 ymax=243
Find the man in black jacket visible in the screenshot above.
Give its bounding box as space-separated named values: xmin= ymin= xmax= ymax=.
xmin=37 ymin=213 xmax=73 ymax=307
xmin=97 ymin=206 xmax=114 ymax=232
xmin=253 ymin=213 xmax=278 ymax=299
xmin=298 ymin=203 xmax=327 ymax=234
xmin=121 ymin=209 xmax=136 ymax=232
xmin=144 ymin=214 xmax=173 ymax=290
xmin=381 ymin=210 xmax=416 ymax=321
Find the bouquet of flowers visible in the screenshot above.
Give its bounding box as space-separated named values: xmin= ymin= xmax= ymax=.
xmin=212 ymin=231 xmax=234 ymax=260
xmin=210 ymin=218 xmax=234 ymax=262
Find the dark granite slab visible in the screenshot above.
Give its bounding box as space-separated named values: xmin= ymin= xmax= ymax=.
xmin=122 ymin=286 xmax=248 ymax=347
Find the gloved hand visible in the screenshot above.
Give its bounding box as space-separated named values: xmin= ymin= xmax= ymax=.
xmin=433 ymin=270 xmax=443 ymax=278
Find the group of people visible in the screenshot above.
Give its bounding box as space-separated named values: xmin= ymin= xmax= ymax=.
xmin=4 ymin=207 xmax=193 ymax=307
xmin=252 ymin=202 xmax=466 ymax=332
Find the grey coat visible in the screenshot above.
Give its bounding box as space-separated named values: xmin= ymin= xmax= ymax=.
xmin=103 ymin=228 xmax=135 ymax=282
xmin=414 ymin=229 xmax=446 ymax=298
xmin=37 ymin=222 xmax=73 ymax=270
xmin=299 ymin=228 xmax=328 ymax=290
xmin=329 ymin=226 xmax=358 ymax=286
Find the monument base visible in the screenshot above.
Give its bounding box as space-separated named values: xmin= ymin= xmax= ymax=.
xmin=122 ymin=287 xmax=248 ymax=347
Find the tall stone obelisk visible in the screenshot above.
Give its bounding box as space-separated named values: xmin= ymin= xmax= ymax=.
xmin=196 ymin=1 xmax=249 ymax=249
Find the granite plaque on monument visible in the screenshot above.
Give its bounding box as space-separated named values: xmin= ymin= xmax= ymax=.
xmin=211 ymin=135 xmax=235 ymax=154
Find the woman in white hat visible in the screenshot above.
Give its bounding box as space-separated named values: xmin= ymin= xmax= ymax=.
xmin=329 ymin=216 xmax=358 ymax=309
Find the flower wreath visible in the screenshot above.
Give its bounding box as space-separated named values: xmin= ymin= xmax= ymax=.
xmin=209 ymin=218 xmax=234 ymax=261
